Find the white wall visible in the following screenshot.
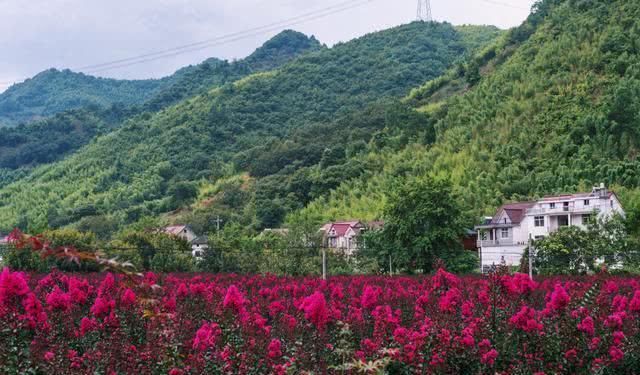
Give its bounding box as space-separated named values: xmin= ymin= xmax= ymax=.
xmin=480 ymin=244 xmax=528 ymax=268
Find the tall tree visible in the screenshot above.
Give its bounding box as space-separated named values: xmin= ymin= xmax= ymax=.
xmin=365 ymin=176 xmax=469 ymax=273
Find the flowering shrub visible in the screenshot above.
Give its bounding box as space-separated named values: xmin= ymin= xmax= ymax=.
xmin=1 ymin=268 xmax=640 ymax=374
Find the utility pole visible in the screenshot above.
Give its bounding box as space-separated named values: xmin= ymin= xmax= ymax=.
xmin=213 ymin=215 xmax=223 ymax=235
xmin=322 ymin=247 xmax=327 ymax=280
xmin=528 ymin=234 xmax=534 ymax=280
xmin=417 ymin=0 xmax=433 ymax=22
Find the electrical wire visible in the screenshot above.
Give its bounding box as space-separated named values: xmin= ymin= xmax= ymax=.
xmin=0 ymin=0 xmax=377 ymax=85
xmin=77 ymin=0 xmax=374 ymax=72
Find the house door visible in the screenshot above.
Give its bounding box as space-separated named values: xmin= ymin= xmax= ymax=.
xmin=558 ymin=215 xmax=569 ymax=227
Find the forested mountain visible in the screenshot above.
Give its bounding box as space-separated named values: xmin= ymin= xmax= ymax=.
xmin=0 ymin=22 xmax=500 ymax=233
xmin=300 ymin=0 xmax=640 ymax=229
xmin=0 ymin=69 xmax=169 ymax=126
xmin=0 ymin=30 xmax=321 ymax=127
xmin=0 ymin=30 xmax=321 ymax=173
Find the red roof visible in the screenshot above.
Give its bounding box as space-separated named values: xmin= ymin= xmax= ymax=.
xmin=492 ymin=202 xmax=535 ymax=224
xmin=323 ymin=221 xmax=363 ymax=237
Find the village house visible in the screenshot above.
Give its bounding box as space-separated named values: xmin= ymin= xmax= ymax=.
xmin=161 ymin=224 xmax=207 ymax=258
xmin=191 ymin=236 xmax=208 ymax=259
xmin=475 ymin=184 xmax=625 ymax=273
xmin=319 ymin=221 xmax=383 ymax=255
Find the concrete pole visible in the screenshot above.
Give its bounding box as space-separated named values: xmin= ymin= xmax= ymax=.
xmin=528 ymin=234 xmax=533 ymax=280
xmin=322 ymin=248 xmax=327 ymax=280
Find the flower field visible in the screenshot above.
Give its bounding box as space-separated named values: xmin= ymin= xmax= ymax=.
xmin=1 ymin=268 xmax=640 ymax=374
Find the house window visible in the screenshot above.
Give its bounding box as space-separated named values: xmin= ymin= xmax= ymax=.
xmin=563 ymin=202 xmax=569 ymax=211
xmin=582 ymin=214 xmax=592 ymax=225
xmin=550 ymin=203 xmax=556 ymax=209
xmin=501 ymin=228 xmax=509 ymax=239
xmin=503 ymin=218 xmax=507 ymax=224
xmin=534 ymin=216 xmax=544 ymax=227
xmin=584 ymin=199 xmax=590 ymax=206
xmin=534 ymin=235 xmax=545 ymax=241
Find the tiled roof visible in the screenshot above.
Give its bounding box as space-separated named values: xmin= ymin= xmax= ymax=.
xmin=492 ymin=202 xmax=536 ymax=224
xmin=163 ymin=225 xmax=189 ymax=235
xmin=323 ymin=221 xmax=364 ymax=236
xmin=192 ymin=236 xmax=208 ymax=245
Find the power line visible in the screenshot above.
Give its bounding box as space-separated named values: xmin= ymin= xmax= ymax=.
xmin=77 ymin=0 xmax=373 ymax=72
xmin=85 ymin=0 xmax=377 ymax=75
xmin=0 ymin=0 xmax=377 ymax=86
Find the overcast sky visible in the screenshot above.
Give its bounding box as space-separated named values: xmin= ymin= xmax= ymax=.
xmin=0 ymin=0 xmax=535 ymax=91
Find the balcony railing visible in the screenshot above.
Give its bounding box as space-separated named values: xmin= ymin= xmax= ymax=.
xmin=527 ymin=205 xmax=601 ymax=216
xmin=477 ymin=239 xmax=514 ymax=247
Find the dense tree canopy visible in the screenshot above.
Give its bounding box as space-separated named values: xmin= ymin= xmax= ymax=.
xmin=0 ymin=22 xmax=497 ymax=234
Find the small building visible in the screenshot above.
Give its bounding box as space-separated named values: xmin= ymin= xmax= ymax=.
xmin=191 ymin=236 xmax=208 ymax=259
xmin=475 ymin=184 xmax=625 ymax=273
xmin=319 ymin=221 xmax=383 ymax=255
xmin=162 ymin=225 xmax=197 ymax=243
xmin=161 ymin=224 xmax=207 ymax=258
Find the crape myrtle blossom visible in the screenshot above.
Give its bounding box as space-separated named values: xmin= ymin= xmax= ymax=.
xmin=0 ymin=268 xmax=639 ymax=373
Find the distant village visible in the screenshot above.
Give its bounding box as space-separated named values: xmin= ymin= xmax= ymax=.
xmin=0 ymin=185 xmax=624 ymax=274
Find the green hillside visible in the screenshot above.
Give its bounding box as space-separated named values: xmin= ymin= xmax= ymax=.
xmin=0 ymin=30 xmax=321 ymax=127
xmin=300 ymin=0 xmax=640 ymax=227
xmin=0 ymin=30 xmax=321 ymax=174
xmin=0 ymin=22 xmax=499 ymax=233
xmin=0 ymin=69 xmax=168 ymax=126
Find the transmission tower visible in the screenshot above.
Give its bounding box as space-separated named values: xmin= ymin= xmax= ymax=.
xmin=417 ymin=0 xmax=433 ymax=22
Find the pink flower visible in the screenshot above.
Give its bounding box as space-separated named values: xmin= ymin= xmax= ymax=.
xmin=223 ymin=285 xmax=246 ymax=313
xmin=461 ymin=300 xmax=475 ymax=317
xmin=360 ymin=286 xmax=379 ymax=309
xmin=546 ymin=283 xmax=570 ymax=312
xmin=21 ymin=293 xmax=48 ymax=330
xmin=504 ymin=273 xmax=537 ymax=295
xmin=300 ymin=291 xmax=329 ymax=331
xmin=438 ymin=288 xmax=462 ymax=313
xmin=605 ymin=312 xmax=626 ymax=329
xmin=564 ymin=349 xmax=577 ymax=361
xmin=609 ymin=346 xmax=624 ymax=363
xmin=612 ymin=331 xmax=625 ymax=345
xmin=45 ymin=286 xmax=71 ymax=311
xmin=169 ymin=368 xmax=184 ymax=375
xmin=612 ymin=295 xmax=628 ymax=312
xmin=120 ymin=288 xmax=136 ymax=307
xmin=481 ymin=349 xmax=498 ymax=366
xmin=510 ymin=306 xmax=543 ymax=333
xmin=44 ymin=351 xmax=54 ymax=361
xmin=79 ymin=317 xmax=97 ymax=336
xmin=192 ymin=322 xmax=221 ymax=352
xmin=90 ymin=296 xmax=115 ymax=318
xmin=267 ymin=339 xmax=282 ymax=359
xmin=577 ymin=316 xmax=595 ymax=336
xmin=629 ymin=290 xmax=640 ymax=313
xmin=0 ymin=268 xmax=30 ymax=307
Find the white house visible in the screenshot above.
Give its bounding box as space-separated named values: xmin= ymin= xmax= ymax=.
xmin=191 ymin=236 xmax=208 ymax=259
xmin=319 ymin=221 xmax=365 ymax=255
xmin=319 ymin=221 xmax=384 ymax=255
xmin=161 ymin=225 xmax=207 ymax=258
xmin=475 ymin=184 xmax=625 ymax=273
